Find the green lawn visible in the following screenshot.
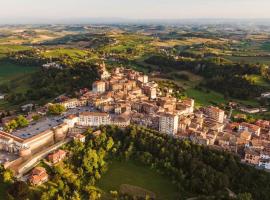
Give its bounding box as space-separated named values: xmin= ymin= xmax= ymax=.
xmin=186 ymin=87 xmax=259 ymax=108
xmin=186 ymin=88 xmax=227 ymax=107
xmin=96 ymin=159 xmax=179 ymax=200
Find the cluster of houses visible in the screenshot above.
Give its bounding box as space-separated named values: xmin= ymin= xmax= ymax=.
xmin=1 ymin=64 xmax=270 ymax=187
xmin=57 ymin=65 xmax=270 ymax=170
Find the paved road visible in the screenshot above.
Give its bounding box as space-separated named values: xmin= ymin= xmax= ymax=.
xmin=16 ymin=138 xmax=71 ymax=178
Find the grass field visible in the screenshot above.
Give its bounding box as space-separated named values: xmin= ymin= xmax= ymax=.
xmin=0 ymin=61 xmax=39 ymax=109
xmin=186 ymin=88 xmax=227 ymax=107
xmin=186 ymin=87 xmax=259 ymax=107
xmin=0 ymin=61 xmax=38 ymax=85
xmin=96 ymin=159 xmax=179 ymax=200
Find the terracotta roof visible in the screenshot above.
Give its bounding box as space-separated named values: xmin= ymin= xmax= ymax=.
xmin=75 ymin=134 xmax=85 ymax=139
xmin=240 ymin=122 xmax=260 ymax=132
xmin=32 ymin=167 xmax=46 ymax=176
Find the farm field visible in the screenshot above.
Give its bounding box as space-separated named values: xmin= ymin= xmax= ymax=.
xmin=96 ymin=159 xmax=179 ymax=200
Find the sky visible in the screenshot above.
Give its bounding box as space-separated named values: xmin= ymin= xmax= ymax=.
xmin=1 ymin=0 xmax=270 ymax=23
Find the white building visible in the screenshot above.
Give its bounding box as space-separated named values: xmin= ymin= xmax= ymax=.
xmin=138 ymin=75 xmax=149 ymax=84
xmin=42 ymin=62 xmax=62 ymax=69
xmin=64 ymin=115 xmax=79 ymax=128
xmin=59 ymin=98 xmax=87 ymax=109
xmin=159 ymin=112 xmax=179 ymax=135
xmin=0 ymin=93 xmax=5 ymax=100
xmin=259 ymin=158 xmax=270 ymax=170
xmin=77 ymin=112 xmax=111 ymax=127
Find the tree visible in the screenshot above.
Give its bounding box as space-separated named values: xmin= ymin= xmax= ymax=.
xmin=48 ymin=104 xmax=66 ymax=115
xmin=7 ymin=181 xmax=29 ymax=200
xmin=16 ymin=115 xmax=29 ymax=128
xmin=4 ymin=120 xmax=18 ymax=132
xmin=237 ymin=193 xmax=253 ymax=200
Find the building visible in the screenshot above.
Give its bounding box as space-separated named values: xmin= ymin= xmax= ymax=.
xmin=42 ymin=62 xmax=62 ymax=69
xmin=59 ymin=98 xmax=87 ymax=109
xmin=159 ymin=112 xmax=179 ymax=135
xmin=261 ymin=92 xmax=270 ymax=98
xmin=203 ymin=106 xmax=225 ymax=123
xmin=92 ymin=81 xmax=106 ymax=93
xmin=47 ymin=149 xmax=67 ymax=164
xmin=64 ymin=115 xmax=79 ymax=128
xmin=73 ymin=133 xmax=86 ymax=143
xmin=0 ymin=119 xmax=69 ymax=156
xmin=111 ymin=115 xmax=130 ymax=127
xmin=29 ymin=167 xmax=48 ymax=186
xmin=259 ymin=158 xmax=270 ymax=169
xmin=78 ymin=112 xmax=111 ymax=127
xmin=239 ymin=122 xmax=261 ymax=136
xmin=137 ymin=75 xmax=148 ymax=84
xmin=244 ymin=149 xmax=260 ymax=165
xmin=0 ymin=93 xmax=5 ymax=100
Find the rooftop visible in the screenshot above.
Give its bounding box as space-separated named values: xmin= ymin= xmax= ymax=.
xmin=12 ymin=117 xmax=63 ymax=139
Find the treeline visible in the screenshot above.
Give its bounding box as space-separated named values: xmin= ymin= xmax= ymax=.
xmin=145 ymin=55 xmax=268 ymax=99
xmin=103 ymin=125 xmax=270 ymax=200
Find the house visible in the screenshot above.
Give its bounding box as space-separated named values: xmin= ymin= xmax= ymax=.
xmin=59 ymin=98 xmax=87 ymax=109
xmin=42 ymin=62 xmax=62 ymax=69
xmin=73 ymin=133 xmax=86 ymax=143
xmin=0 ymin=93 xmax=5 ymax=100
xmin=48 ymin=149 xmax=67 ymax=164
xmin=21 ymin=104 xmax=34 ymax=112
xmin=261 ymin=92 xmax=270 ymax=98
xmin=29 ymin=167 xmax=48 ymax=186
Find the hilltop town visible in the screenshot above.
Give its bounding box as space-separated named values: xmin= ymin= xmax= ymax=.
xmin=0 ymin=62 xmax=270 ymax=188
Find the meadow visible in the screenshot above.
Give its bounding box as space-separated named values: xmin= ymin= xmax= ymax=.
xmin=96 ymin=159 xmax=179 ymax=200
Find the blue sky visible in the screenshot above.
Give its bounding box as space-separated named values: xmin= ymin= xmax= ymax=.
xmin=1 ymin=0 xmax=270 ymax=20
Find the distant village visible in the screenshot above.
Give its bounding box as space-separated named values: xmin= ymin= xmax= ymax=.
xmin=0 ymin=63 xmax=270 ymax=186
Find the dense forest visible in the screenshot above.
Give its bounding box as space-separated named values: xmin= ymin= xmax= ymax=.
xmin=2 ymin=125 xmax=270 ymax=200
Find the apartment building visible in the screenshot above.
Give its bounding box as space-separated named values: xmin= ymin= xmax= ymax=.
xmin=92 ymin=81 xmax=106 ymax=93
xmin=78 ymin=112 xmax=111 ymax=127
xmin=203 ymin=106 xmax=225 ymax=123
xmin=59 ymin=98 xmax=87 ymax=109
xmin=159 ymin=112 xmax=179 ymax=135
